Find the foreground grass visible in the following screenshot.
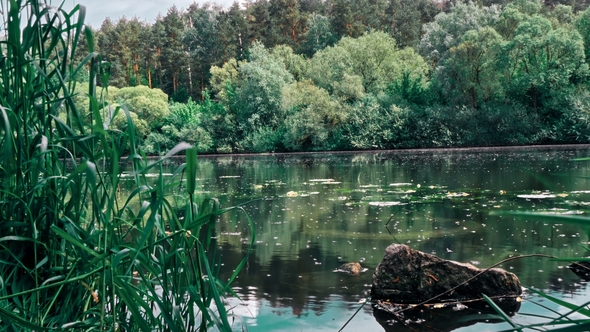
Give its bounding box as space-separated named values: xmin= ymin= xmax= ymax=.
xmin=0 ymin=1 xmax=253 ymax=330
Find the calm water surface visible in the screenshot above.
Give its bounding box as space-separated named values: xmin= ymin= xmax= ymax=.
xmin=170 ymin=147 xmax=590 ymax=331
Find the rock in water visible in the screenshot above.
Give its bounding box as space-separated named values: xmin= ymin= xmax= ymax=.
xmin=371 ymin=244 xmax=522 ymax=304
xmin=568 ymin=261 xmax=590 ymax=281
xmin=336 ymin=262 xmax=362 ymax=275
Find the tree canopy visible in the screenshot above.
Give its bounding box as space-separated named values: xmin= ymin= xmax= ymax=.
xmin=81 ymin=0 xmax=590 ymax=154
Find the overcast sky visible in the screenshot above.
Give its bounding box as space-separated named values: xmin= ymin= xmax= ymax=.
xmin=72 ymin=0 xmax=238 ymax=28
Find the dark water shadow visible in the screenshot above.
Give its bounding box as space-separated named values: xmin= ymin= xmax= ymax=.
xmin=373 ymin=298 xmax=521 ymax=332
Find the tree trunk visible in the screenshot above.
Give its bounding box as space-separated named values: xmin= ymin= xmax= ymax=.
xmin=148 ymin=67 xmax=152 ymax=88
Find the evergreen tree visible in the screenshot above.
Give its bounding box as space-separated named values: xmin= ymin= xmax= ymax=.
xmin=97 ymin=17 xmax=125 ymax=87
xmin=300 ymin=0 xmax=328 ymax=15
xmin=161 ymin=6 xmax=188 ymax=101
xmin=330 ymin=0 xmax=388 ymax=38
xmin=246 ymin=0 xmax=273 ymax=46
xmin=151 ymin=17 xmax=167 ymax=89
xmin=268 ymin=0 xmax=306 ymax=47
xmin=385 ymin=0 xmax=440 ymax=48
xmin=185 ymin=3 xmax=223 ymax=98
xmin=218 ymin=2 xmax=250 ymax=61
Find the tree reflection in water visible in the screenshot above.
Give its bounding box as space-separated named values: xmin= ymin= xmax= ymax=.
xmin=185 ymin=147 xmax=590 ymax=330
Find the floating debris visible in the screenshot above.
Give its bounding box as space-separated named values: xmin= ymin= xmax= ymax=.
xmin=286 ymin=191 xmax=298 ymax=197
xmin=389 ymin=183 xmax=413 ymax=186
xmin=219 ymin=175 xmax=240 ymax=178
xmin=359 ymin=184 xmax=379 ymax=188
xmin=120 ymin=173 xmax=173 ymax=178
xmin=334 ymin=262 xmax=364 ymax=275
xmin=369 ymin=201 xmax=402 ymax=207
xmin=309 ymin=179 xmax=335 ymax=182
xmin=453 ymin=303 xmax=468 ymax=311
xmin=220 ymin=232 xmax=242 ymax=236
xmin=517 ymin=194 xmax=556 ymax=199
xmin=447 ymin=192 xmax=470 ymax=197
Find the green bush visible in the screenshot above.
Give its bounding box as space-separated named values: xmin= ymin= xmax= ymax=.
xmin=401 ymin=101 xmax=544 ymax=148
xmin=281 ymin=80 xmax=345 ymax=151
xmin=343 ymin=94 xmax=409 ymax=149
xmin=198 ymin=91 xmax=241 ymax=153
xmin=142 ymin=98 xmax=214 ymax=154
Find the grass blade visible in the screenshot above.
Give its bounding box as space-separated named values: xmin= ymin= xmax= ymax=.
xmin=482 ymin=294 xmax=520 ymax=329
xmin=527 ymin=288 xmax=590 ymax=317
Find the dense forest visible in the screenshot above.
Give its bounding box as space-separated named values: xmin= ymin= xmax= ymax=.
xmin=77 ymin=0 xmax=590 ymax=153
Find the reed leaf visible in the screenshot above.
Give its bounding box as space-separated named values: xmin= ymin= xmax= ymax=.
xmin=0 ymin=1 xmax=255 ymax=330
xmin=482 ymin=294 xmax=520 ymax=329
xmin=527 ymin=288 xmax=590 ymax=317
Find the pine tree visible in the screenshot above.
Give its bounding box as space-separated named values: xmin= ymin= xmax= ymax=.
xmin=161 ymin=6 xmax=188 ymax=101
xmin=246 ymin=0 xmax=273 ymax=47
xmin=219 ymin=2 xmax=250 ymax=61
xmin=268 ymin=0 xmax=305 ymax=47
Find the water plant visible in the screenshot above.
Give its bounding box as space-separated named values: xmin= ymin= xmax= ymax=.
xmin=483 ymin=211 xmax=590 ymax=331
xmin=0 ymin=1 xmax=253 ymax=330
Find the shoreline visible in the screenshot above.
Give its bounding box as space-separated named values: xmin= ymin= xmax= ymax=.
xmin=148 ymin=143 xmax=590 ymax=160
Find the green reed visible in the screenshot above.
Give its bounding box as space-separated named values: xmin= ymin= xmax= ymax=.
xmin=481 ymin=212 xmax=590 ymax=330
xmin=0 ymin=1 xmax=253 ymax=331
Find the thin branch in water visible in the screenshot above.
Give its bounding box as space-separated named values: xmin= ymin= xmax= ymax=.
xmin=397 ymin=254 xmax=557 ymax=313
xmin=338 ymin=297 xmax=372 ymax=332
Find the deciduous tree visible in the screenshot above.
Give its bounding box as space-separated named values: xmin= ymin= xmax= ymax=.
xmin=420 ymin=1 xmax=501 ymax=69
xmin=436 ymin=27 xmax=505 ymax=108
xmin=310 ymin=31 xmax=428 ymax=99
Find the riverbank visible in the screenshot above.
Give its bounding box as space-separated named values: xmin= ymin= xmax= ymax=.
xmin=145 ymin=143 xmax=590 ymax=161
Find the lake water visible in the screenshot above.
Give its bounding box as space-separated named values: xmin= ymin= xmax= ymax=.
xmin=167 ymin=146 xmax=590 ymax=331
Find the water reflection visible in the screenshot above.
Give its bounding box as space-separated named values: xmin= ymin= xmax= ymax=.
xmin=218 ymin=241 xmax=371 ymax=313
xmin=150 ymin=147 xmax=590 ymax=330
xmin=373 ymin=300 xmax=520 ymax=332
